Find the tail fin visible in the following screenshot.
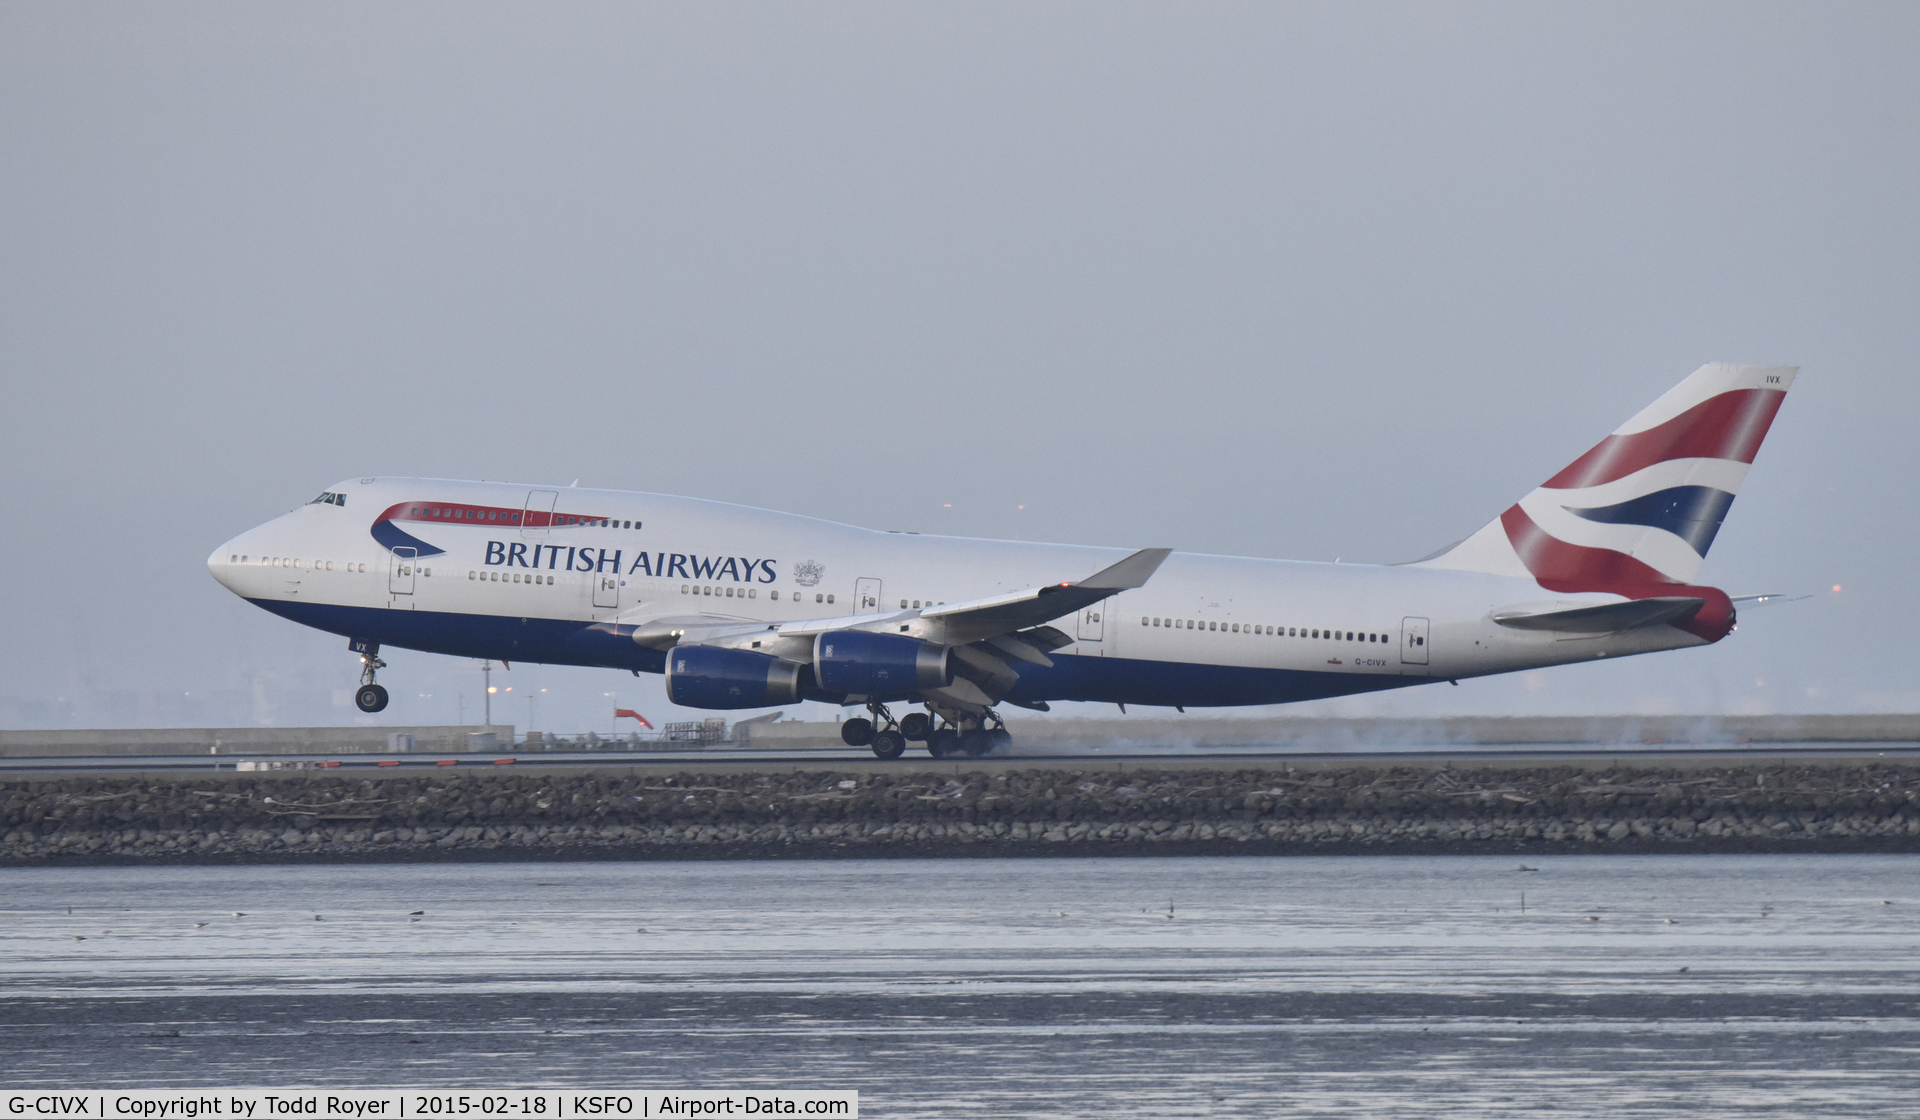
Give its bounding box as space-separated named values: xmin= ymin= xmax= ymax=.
xmin=1419 ymin=363 xmax=1797 ymax=592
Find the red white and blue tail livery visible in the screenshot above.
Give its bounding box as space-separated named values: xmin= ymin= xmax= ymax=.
xmin=1419 ymin=364 xmax=1795 ymax=641
xmin=209 ymin=363 xmax=1797 ymax=757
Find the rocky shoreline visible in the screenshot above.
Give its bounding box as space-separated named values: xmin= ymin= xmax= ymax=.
xmin=5 ymin=761 xmax=1918 ymax=864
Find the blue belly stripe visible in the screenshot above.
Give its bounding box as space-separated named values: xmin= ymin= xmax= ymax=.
xmin=249 ymin=599 xmax=1432 ymax=709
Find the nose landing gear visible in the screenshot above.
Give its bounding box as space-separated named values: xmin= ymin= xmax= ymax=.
xmin=353 ymin=642 xmax=390 ymax=713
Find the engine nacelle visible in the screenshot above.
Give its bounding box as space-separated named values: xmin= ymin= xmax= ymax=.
xmin=666 ymin=646 xmax=804 ymax=710
xmin=814 ymin=630 xmax=952 ymax=697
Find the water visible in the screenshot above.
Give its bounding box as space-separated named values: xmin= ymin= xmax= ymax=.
xmin=3 ymin=855 xmax=1918 ymax=1117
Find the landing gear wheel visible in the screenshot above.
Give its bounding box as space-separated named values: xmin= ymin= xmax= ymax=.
xmin=840 ymin=717 xmax=875 ymax=747
xmin=355 ymin=684 xmax=389 ymax=713
xmin=960 ymin=728 xmax=995 ymax=756
xmin=899 ymin=712 xmax=931 ymax=741
xmin=927 ymin=728 xmax=958 ymax=758
xmin=989 ymin=727 xmax=1013 ymax=753
xmin=870 ymin=730 xmax=907 ymax=760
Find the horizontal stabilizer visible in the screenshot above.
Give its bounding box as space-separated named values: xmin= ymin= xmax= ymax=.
xmin=1492 ymin=596 xmax=1705 ymax=633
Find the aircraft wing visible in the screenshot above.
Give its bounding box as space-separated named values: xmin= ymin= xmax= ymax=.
xmin=917 ymin=547 xmax=1172 ymax=645
xmin=655 ymin=547 xmax=1173 ymax=662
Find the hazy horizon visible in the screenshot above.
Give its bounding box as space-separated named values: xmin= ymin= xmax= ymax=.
xmin=3 ymin=3 xmax=1915 ymax=733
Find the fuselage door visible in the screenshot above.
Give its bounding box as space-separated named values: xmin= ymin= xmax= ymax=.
xmin=389 ymin=547 xmax=417 ymax=596
xmin=1078 ymin=606 xmax=1105 ymax=642
xmin=593 ymin=571 xmax=620 ymax=609
xmin=522 ymin=490 xmax=558 ymax=538
xmin=1400 ymin=616 xmax=1430 ymax=666
xmin=855 ymin=577 xmax=882 ymax=613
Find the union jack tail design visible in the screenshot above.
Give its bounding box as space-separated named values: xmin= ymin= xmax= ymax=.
xmin=1420 ymin=363 xmax=1796 ymax=601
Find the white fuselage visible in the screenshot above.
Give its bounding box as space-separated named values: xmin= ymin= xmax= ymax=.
xmin=209 ymin=476 xmax=1714 ymax=710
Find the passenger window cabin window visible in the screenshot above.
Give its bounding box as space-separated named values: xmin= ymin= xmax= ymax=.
xmin=816 ymin=593 xmax=823 ymax=603
xmin=771 ymin=590 xmax=780 ymax=600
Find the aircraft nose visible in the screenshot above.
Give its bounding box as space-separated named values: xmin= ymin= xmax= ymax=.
xmin=208 ymin=535 xmax=253 ymax=596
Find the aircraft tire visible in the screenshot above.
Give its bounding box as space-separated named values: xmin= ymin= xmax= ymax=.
xmin=870 ymin=730 xmax=907 ymax=760
xmin=960 ymin=729 xmax=995 ymax=756
xmin=898 ymin=712 xmax=931 ymax=741
xmin=840 ymin=717 xmax=875 ymax=747
xmin=926 ymin=728 xmax=958 ymax=758
xmin=989 ymin=727 xmax=1013 ymax=752
xmin=355 ymin=684 xmax=389 ymax=713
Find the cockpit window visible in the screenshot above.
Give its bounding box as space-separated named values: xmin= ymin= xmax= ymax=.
xmin=307 ymin=491 xmax=346 ymax=507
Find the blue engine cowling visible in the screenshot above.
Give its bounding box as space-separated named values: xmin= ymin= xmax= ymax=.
xmin=666 ymin=646 xmax=804 ymax=709
xmin=813 ymin=630 xmax=952 ymax=697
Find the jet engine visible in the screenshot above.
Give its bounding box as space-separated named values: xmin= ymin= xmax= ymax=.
xmin=666 ymin=646 xmax=804 ymax=709
xmin=813 ymin=630 xmax=952 ymax=697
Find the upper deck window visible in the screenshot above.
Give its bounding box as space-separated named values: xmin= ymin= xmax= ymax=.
xmin=308 ymin=492 xmax=346 ymax=507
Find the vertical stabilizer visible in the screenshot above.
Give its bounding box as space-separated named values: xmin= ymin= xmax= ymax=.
xmin=1418 ymin=363 xmax=1796 ymax=592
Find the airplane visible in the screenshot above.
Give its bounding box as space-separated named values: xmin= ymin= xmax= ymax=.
xmin=208 ymin=362 xmax=1795 ymax=759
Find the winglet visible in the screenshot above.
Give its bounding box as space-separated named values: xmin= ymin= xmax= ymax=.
xmin=1074 ymin=547 xmax=1174 ymax=591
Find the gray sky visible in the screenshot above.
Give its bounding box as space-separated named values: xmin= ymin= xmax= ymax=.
xmin=3 ymin=2 xmax=1915 ymax=733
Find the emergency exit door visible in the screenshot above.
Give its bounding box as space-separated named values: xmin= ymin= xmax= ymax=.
xmin=523 ymin=490 xmax=558 ymax=538
xmin=855 ymin=578 xmax=882 ymax=613
xmin=1400 ymin=616 xmax=1430 ymax=666
xmin=1077 ymin=606 xmax=1105 ymax=642
xmin=389 ymin=547 xmax=417 ymax=595
xmin=593 ymin=572 xmax=620 ymax=608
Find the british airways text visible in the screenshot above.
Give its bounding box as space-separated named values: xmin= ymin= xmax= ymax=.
xmin=482 ymin=543 xmax=777 ymax=582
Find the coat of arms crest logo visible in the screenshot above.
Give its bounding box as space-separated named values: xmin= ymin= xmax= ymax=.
xmin=793 ymin=560 xmax=825 ymax=587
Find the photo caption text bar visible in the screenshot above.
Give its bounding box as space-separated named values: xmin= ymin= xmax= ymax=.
xmin=4 ymin=1092 xmax=856 ymax=1120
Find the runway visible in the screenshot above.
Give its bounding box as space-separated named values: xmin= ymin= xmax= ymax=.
xmin=5 ymin=741 xmax=1920 ymax=779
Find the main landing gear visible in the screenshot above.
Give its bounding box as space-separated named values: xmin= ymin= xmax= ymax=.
xmin=843 ymin=702 xmax=1011 ymax=760
xmin=354 ymin=644 xmax=389 ymax=713
xmin=840 ymin=703 xmax=907 ymax=760
xmin=929 ymin=714 xmax=1010 ymax=759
